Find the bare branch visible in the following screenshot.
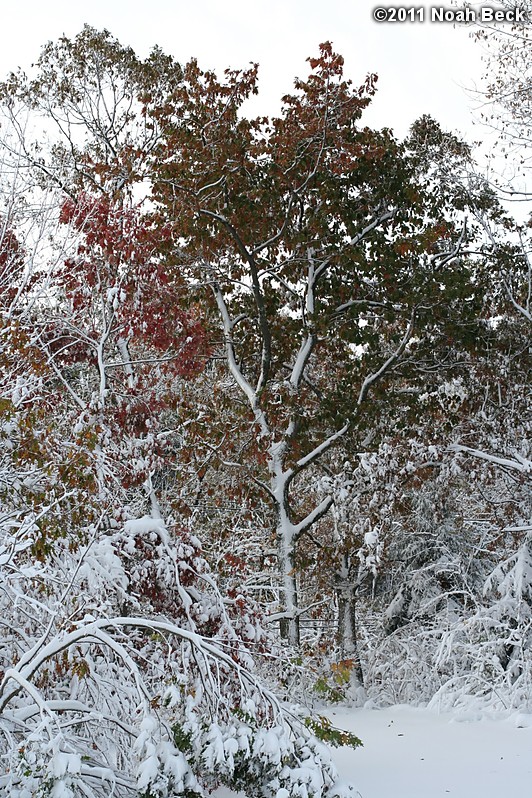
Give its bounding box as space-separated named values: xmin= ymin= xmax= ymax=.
xmin=357 ymin=310 xmax=416 ymax=405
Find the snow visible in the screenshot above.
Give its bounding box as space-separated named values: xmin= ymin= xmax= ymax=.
xmin=215 ymin=705 xmax=532 ymax=798
xmin=363 ymin=531 xmax=378 ymax=548
xmin=333 ymin=706 xmax=532 ymax=798
xmin=123 ymin=515 xmax=166 ymax=536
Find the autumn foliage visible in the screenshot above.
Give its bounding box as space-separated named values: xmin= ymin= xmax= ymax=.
xmin=0 ymin=25 xmax=529 ymax=798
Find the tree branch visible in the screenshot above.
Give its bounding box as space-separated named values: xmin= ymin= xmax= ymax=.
xmin=357 ymin=310 xmax=416 ymax=405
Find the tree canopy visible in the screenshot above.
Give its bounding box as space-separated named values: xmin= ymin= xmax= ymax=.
xmin=0 ymin=25 xmax=530 ymax=798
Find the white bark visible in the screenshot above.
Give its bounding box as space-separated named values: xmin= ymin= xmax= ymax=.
xmin=117 ymin=337 xmax=136 ymax=388
xmin=450 ymin=444 xmax=532 ymax=475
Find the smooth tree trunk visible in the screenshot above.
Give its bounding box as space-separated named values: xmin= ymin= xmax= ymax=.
xmin=335 ymin=556 xmax=364 ymax=685
xmin=271 ymin=437 xmax=301 ymax=646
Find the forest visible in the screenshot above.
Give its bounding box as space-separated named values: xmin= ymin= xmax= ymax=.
xmin=0 ymin=14 xmax=530 ymax=798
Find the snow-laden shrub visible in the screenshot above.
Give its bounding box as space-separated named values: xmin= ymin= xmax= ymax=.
xmin=362 ymin=532 xmax=532 ymax=712
xmin=427 ymin=533 xmax=532 ymax=712
xmin=0 ymin=512 xmax=361 ymax=797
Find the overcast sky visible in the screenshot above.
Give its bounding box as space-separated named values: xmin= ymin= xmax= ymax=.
xmin=1 ymin=0 xmax=488 ymax=140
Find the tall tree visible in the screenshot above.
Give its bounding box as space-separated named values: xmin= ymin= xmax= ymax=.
xmin=1 ymin=26 xmax=517 ymax=698
xmin=0 ymin=43 xmax=363 ymax=796
xmin=146 ymin=47 xmax=500 ymax=648
xmin=473 ymin=0 xmax=532 ymax=203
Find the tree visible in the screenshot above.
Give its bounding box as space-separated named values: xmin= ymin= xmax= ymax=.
xmin=0 ymin=107 xmax=361 ymax=798
xmin=2 ymin=29 xmax=502 ymax=656
xmin=3 ymin=24 xmax=526 ymax=722
xmin=142 ymin=48 xmax=503 ymax=653
xmin=472 ymin=0 xmax=532 ymax=205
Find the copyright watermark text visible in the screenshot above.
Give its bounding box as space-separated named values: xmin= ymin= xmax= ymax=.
xmin=372 ymin=5 xmax=528 ymax=22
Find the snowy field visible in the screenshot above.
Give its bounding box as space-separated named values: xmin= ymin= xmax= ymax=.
xmin=217 ymin=705 xmax=532 ymax=798
xmin=331 ymin=706 xmax=532 ymax=798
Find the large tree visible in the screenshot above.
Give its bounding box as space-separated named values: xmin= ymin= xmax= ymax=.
xmin=0 ymin=38 xmax=363 ymax=798
xmin=0 ymin=25 xmax=514 ymax=689
xmin=144 ymin=46 xmax=501 ymax=649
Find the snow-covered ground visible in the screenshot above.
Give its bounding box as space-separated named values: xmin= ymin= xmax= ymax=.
xmin=332 ymin=705 xmax=532 ymax=798
xmin=217 ymin=705 xmax=532 ymax=798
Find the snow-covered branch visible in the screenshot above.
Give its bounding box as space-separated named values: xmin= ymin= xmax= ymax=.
xmin=294 ymin=421 xmax=351 ymax=474
xmin=450 ymin=444 xmax=531 ymax=475
xmin=357 ymin=310 xmax=416 ymax=405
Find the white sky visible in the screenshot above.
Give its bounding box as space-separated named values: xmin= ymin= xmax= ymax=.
xmin=1 ymin=0 xmax=488 ymax=140
xmin=6 ymin=0 xmax=530 ymax=219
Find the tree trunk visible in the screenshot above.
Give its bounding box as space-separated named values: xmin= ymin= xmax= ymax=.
xmin=277 ymin=521 xmax=300 ymax=646
xmin=271 ymin=443 xmax=300 ymax=647
xmin=335 ymin=560 xmax=363 ymax=685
